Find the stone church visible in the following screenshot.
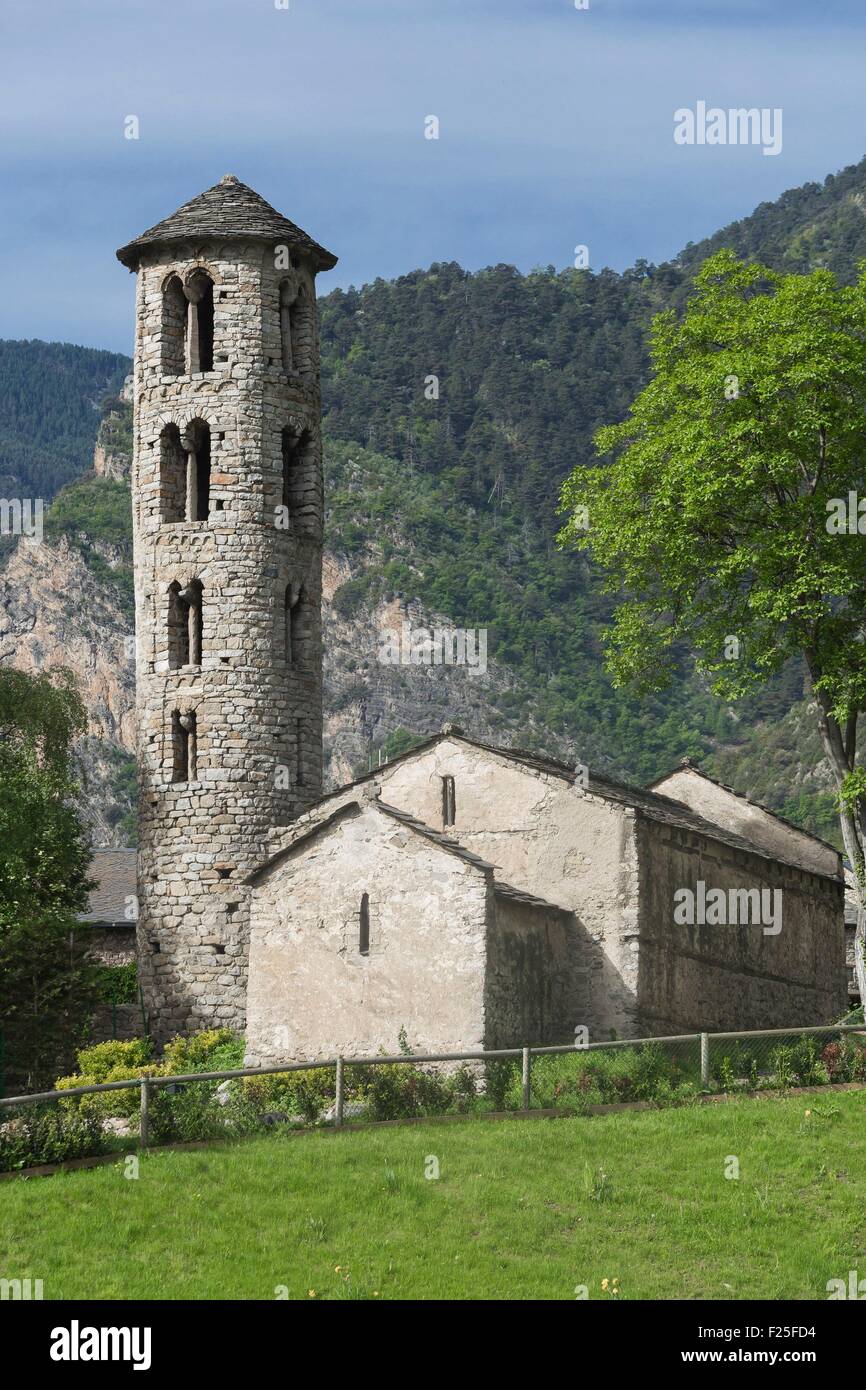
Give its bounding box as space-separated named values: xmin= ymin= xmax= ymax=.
xmin=117 ymin=177 xmax=846 ymax=1060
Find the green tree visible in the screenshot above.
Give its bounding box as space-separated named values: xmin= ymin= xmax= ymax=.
xmin=559 ymin=250 xmax=866 ymax=1001
xmin=0 ymin=668 xmax=99 ymax=1089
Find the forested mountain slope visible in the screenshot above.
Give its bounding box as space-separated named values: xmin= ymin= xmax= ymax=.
xmin=5 ymin=153 xmax=866 ymax=841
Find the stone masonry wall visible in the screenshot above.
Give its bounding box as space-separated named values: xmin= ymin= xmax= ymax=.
xmin=245 ymin=802 xmax=491 ymax=1064
xmin=379 ymin=739 xmax=641 ymax=1039
xmin=634 ymin=814 xmax=846 ymax=1033
xmin=484 ymin=894 xmax=571 ymax=1048
xmin=132 ymin=237 xmax=324 ymax=1041
xmin=650 ymin=767 xmax=840 ymax=879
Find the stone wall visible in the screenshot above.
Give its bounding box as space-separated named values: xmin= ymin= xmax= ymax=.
xmin=131 ymin=237 xmax=325 ymax=1041
xmin=82 ymin=926 xmax=136 ymax=967
xmin=379 ymin=738 xmax=640 ymax=1039
xmin=245 ymin=802 xmax=490 ymax=1064
xmin=651 ymin=766 xmax=840 ymax=879
xmin=89 ymin=1003 xmax=142 ymax=1044
xmin=634 ymin=814 xmax=846 ymax=1034
xmin=484 ymin=892 xmax=572 ymax=1048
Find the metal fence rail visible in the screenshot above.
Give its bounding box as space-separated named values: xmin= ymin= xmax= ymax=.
xmin=1 ymin=1022 xmax=864 ymax=1148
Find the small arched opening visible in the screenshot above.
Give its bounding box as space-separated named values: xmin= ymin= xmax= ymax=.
xmin=185 ymin=270 xmax=215 ymax=373
xmin=159 ymin=423 xmax=187 ymax=522
xmin=161 ymin=276 xmax=187 ymax=376
xmin=184 ymin=419 xmax=211 ymax=521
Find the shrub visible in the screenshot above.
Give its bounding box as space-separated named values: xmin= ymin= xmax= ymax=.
xmin=242 ymin=1067 xmax=336 ymax=1124
xmin=484 ymin=1059 xmax=519 ymax=1111
xmin=55 ymin=1031 xmax=243 ymax=1122
xmin=96 ymin=962 xmax=138 ymax=1005
xmin=161 ymin=1029 xmax=238 ymax=1073
xmin=0 ymin=1105 xmax=105 ymax=1173
xmin=56 ymin=1063 xmax=169 ymax=1118
xmin=71 ymin=1038 xmax=153 ymax=1082
xmin=359 ymin=1063 xmax=452 ymax=1121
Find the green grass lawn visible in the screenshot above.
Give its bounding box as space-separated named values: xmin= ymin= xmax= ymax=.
xmin=2 ymin=1091 xmax=865 ymax=1300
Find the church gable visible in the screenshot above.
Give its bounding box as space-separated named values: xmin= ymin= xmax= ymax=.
xmin=649 ymin=762 xmax=840 ymax=879
xmin=245 ymin=801 xmax=493 ymax=1063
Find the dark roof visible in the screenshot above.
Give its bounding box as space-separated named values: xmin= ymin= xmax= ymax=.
xmin=308 ymin=729 xmax=843 ymax=886
xmin=647 ymin=757 xmax=841 ymax=858
xmin=79 ymin=849 xmax=137 ymax=927
xmin=116 ymin=174 xmax=338 ymax=271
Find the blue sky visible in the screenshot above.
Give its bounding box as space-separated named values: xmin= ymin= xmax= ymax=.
xmin=2 ymin=0 xmax=866 ymax=352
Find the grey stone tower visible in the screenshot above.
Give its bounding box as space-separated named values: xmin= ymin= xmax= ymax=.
xmin=117 ymin=175 xmax=337 ymax=1040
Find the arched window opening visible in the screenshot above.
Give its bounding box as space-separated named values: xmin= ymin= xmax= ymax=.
xmin=284 ymin=583 xmax=301 ymax=664
xmin=161 ymin=276 xmax=187 ymax=376
xmin=171 ymin=709 xmax=197 ymax=783
xmin=296 ymin=717 xmax=305 ymax=786
xmin=281 ymin=427 xmax=319 ymax=536
xmin=359 ymin=893 xmax=370 ymax=956
xmin=167 ymin=582 xmax=188 ymax=668
xmin=279 ymin=280 xmax=295 ymax=372
xmin=284 ymin=583 xmax=314 ymax=670
xmin=184 ymin=420 xmax=211 ymax=521
xmin=169 ymin=580 xmax=203 ymax=669
xmin=290 ymin=286 xmax=311 ymax=374
xmin=185 ymin=270 xmax=215 ymax=373
xmin=442 ymin=775 xmax=456 ymax=827
xmin=159 ymin=424 xmax=187 ymax=522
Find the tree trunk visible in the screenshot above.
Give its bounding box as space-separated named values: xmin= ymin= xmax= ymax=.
xmin=806 ymin=662 xmax=866 ymax=1009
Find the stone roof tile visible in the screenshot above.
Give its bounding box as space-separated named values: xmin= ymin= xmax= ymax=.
xmin=78 ymin=848 xmax=137 ymax=926
xmin=116 ymin=174 xmax=338 ymax=271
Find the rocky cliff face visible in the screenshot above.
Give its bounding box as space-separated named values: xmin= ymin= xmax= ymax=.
xmin=0 ymin=409 xmax=565 ymax=847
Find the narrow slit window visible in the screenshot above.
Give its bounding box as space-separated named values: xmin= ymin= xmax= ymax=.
xmin=359 ymin=892 xmax=370 ymax=956
xmin=285 ymin=584 xmax=301 ymax=664
xmin=442 ymin=775 xmax=456 ymax=827
xmin=296 ymin=717 xmax=305 ymax=786
xmin=279 ymin=280 xmax=294 ymax=372
xmin=171 ymin=709 xmax=197 ymax=783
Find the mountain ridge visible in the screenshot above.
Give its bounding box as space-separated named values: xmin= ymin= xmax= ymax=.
xmin=4 ymin=153 xmax=866 ymax=843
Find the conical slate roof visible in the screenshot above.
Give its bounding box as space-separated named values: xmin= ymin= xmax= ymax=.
xmin=116 ymin=174 xmax=337 ymax=271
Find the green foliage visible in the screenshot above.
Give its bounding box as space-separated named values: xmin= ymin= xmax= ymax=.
xmin=161 ymin=1029 xmax=238 ymax=1073
xmin=357 ymin=1064 xmax=456 ymax=1121
xmin=243 ymin=1067 xmax=336 ymax=1125
xmin=96 ymin=962 xmax=137 ymax=1004
xmin=0 ymin=1103 xmax=104 ymax=1172
xmin=519 ymin=1043 xmax=698 ymax=1112
xmin=559 ymin=249 xmax=866 ymax=856
xmin=44 ymin=476 xmax=133 ymax=618
xmin=45 ymin=476 xmax=132 ymax=551
xmin=381 ymin=729 xmax=427 ymax=762
xmin=71 ymin=1038 xmax=152 ymax=1081
xmin=55 ymin=1031 xmax=243 ymax=1121
xmin=0 ymin=340 xmax=129 ymax=500
xmin=0 ymin=668 xmax=100 ymax=1089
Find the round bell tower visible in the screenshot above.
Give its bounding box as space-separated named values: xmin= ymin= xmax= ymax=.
xmin=117 ymin=175 xmax=337 ymax=1039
